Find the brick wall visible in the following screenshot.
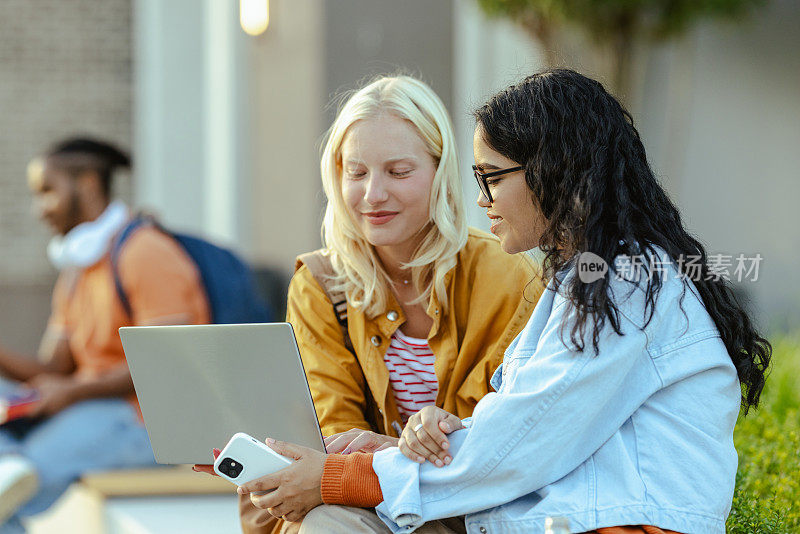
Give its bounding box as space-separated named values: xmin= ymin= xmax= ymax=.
xmin=0 ymin=0 xmax=132 ymax=284
xmin=0 ymin=0 xmax=131 ymax=352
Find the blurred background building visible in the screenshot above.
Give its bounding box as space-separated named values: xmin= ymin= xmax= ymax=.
xmin=1 ymin=0 xmax=798 ymax=354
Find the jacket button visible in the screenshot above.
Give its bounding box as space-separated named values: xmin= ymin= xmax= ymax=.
xmin=371 ymin=335 xmax=382 ymax=346
xmin=479 ymin=528 xmax=487 ymax=534
xmin=387 ymin=310 xmax=398 ymax=321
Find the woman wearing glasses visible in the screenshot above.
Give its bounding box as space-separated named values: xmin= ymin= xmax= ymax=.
xmin=236 ymin=75 xmax=545 ymax=533
xmin=230 ymin=69 xmax=771 ymax=534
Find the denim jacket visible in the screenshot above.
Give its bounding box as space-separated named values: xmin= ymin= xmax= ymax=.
xmin=372 ymin=246 xmax=740 ymax=534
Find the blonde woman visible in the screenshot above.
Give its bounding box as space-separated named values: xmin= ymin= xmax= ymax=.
xmin=236 ymin=75 xmax=544 ymax=532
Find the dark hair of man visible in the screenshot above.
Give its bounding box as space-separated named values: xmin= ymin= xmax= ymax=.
xmin=474 ymin=68 xmax=770 ymax=413
xmin=45 ymin=137 xmax=131 ymax=198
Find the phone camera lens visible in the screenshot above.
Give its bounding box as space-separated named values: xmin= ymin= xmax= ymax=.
xmin=220 ymin=457 xmax=243 ymax=478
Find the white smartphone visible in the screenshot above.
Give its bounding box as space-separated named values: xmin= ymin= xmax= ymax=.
xmin=213 ymin=432 xmax=293 ymax=486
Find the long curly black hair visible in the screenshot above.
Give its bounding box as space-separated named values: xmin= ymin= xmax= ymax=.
xmin=474 ymin=68 xmax=770 ymax=413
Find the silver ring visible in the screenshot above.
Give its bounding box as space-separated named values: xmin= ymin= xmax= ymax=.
xmin=412 ymin=423 xmax=423 ymax=432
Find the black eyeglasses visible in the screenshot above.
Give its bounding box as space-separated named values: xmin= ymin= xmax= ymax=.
xmin=472 ymin=165 xmax=524 ymax=203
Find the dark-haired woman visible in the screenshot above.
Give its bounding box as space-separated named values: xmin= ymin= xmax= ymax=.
xmin=229 ymin=69 xmax=771 ymax=534
xmin=0 ymin=138 xmax=209 ymax=532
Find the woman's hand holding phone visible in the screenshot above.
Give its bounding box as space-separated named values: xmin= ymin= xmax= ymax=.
xmin=195 ymin=433 xmax=325 ymax=523
xmin=237 ymin=438 xmax=326 ymax=523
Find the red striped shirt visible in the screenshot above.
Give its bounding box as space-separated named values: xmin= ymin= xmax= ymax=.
xmin=384 ymin=329 xmax=438 ymax=424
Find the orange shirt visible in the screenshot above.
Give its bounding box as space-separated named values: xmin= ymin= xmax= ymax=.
xmin=47 ymin=226 xmax=210 ymax=414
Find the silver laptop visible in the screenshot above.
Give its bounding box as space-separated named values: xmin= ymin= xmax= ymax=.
xmin=119 ymin=323 xmax=325 ymax=464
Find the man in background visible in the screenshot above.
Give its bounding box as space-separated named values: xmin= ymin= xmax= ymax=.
xmin=0 ymin=138 xmax=209 ymax=533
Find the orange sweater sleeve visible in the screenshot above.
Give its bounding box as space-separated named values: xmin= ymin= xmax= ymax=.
xmin=320 ymin=453 xmax=382 ymax=508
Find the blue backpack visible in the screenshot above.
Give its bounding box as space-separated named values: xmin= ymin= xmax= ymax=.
xmin=110 ymin=215 xmax=273 ymax=324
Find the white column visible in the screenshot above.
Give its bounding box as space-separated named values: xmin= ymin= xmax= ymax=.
xmin=134 ymin=0 xmax=206 ymax=232
xmin=203 ymin=0 xmax=241 ymax=246
xmin=452 ymin=0 xmax=545 ymax=231
xmin=134 ymin=0 xmax=246 ymax=249
xmin=133 ymin=0 xmax=167 ymax=215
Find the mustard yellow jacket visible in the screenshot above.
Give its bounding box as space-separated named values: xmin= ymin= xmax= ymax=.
xmin=239 ymin=228 xmax=545 ymax=533
xmin=287 ymin=228 xmax=545 ymax=437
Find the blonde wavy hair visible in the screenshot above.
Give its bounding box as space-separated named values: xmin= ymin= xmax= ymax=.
xmin=320 ymin=75 xmax=468 ymax=318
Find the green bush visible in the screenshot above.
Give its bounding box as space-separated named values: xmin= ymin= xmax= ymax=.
xmin=727 ymin=335 xmax=800 ymax=533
